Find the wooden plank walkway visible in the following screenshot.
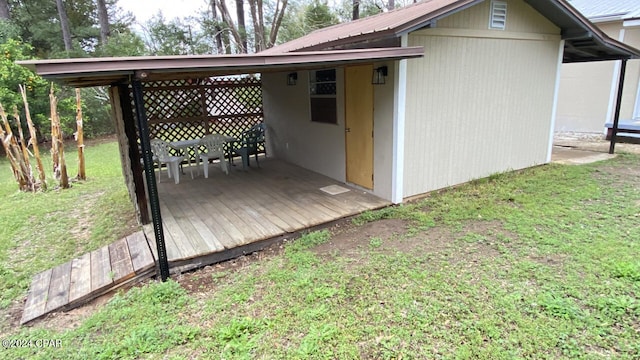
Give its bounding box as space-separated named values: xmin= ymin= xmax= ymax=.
xmin=145 ymin=159 xmax=390 ymax=270
xmin=21 ymin=231 xmax=156 ymax=324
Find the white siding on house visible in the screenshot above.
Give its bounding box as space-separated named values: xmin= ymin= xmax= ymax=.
xmin=621 ymin=27 xmax=640 ymax=120
xmin=262 ymin=70 xmax=346 ymax=182
xmin=556 ymin=21 xmax=640 ymax=132
xmin=372 ymin=62 xmax=395 ymax=201
xmin=556 ymin=61 xmax=617 ymax=132
xmin=403 ymin=30 xmax=561 ymax=198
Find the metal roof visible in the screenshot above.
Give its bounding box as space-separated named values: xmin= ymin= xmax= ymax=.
xmin=568 ymin=0 xmax=640 ymax=21
xmin=261 ymin=0 xmax=640 ymax=63
xmin=18 ymin=47 xmax=424 ymax=87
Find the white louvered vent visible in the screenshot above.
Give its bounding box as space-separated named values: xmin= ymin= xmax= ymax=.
xmin=489 ymin=0 xmax=507 ymax=30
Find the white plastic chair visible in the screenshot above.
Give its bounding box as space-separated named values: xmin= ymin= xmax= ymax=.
xmin=198 ymin=134 xmax=229 ymax=178
xmin=150 ymin=139 xmax=185 ymax=184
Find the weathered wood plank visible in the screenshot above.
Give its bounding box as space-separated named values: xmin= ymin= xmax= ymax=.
xmin=143 ymin=224 xmax=159 ymax=259
xmin=21 ymin=269 xmax=52 ymax=324
xmin=45 ymin=261 xmax=72 ymax=313
xmin=69 ymin=253 xmax=92 ymax=303
xmin=108 ymin=238 xmax=135 ymax=284
xmin=90 ymin=246 xmax=113 ymax=292
xmin=159 ymin=202 xmax=196 ymax=260
xmin=127 ymin=231 xmax=155 ymax=273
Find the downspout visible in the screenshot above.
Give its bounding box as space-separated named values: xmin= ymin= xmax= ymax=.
xmin=609 ymin=59 xmax=628 ymax=154
xmin=132 ymin=78 xmax=171 ymax=281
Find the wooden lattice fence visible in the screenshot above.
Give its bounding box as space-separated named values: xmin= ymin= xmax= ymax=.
xmin=134 ymin=75 xmax=264 ymax=160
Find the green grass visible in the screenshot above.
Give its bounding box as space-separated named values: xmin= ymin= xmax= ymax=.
xmin=2 ymin=148 xmax=640 ymax=359
xmin=0 ymin=140 xmax=138 ymax=313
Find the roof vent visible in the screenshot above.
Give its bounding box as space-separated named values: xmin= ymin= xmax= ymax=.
xmin=489 ymin=0 xmax=507 ymax=30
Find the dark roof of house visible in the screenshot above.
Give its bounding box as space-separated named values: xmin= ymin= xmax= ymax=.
xmin=261 ymin=0 xmax=640 ymax=63
xmin=18 ymin=47 xmax=424 ymax=87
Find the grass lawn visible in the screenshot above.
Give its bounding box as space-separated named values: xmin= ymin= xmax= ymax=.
xmin=0 ymin=139 xmax=138 ymax=319
xmin=1 ymin=142 xmax=639 ymax=359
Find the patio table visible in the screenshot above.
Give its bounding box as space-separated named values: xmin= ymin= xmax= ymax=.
xmin=170 ymin=139 xmax=201 ymax=179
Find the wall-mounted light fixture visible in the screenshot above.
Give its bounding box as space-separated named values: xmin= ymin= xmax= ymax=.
xmin=372 ymin=66 xmax=388 ymax=85
xmin=287 ymin=72 xmax=298 ymax=86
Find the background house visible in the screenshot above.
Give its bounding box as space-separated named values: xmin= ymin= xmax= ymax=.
xmin=556 ymin=0 xmax=640 ymax=133
xmin=261 ymin=0 xmax=639 ymax=203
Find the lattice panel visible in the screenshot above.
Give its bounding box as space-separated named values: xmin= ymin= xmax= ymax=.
xmin=131 ymin=76 xmax=264 ymax=161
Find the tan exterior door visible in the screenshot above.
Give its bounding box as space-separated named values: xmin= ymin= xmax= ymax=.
xmin=345 ymin=65 xmax=374 ymax=189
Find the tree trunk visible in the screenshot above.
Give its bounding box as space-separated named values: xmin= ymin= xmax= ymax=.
xmin=352 ymin=0 xmax=359 ymax=20
xmin=19 ymin=84 xmax=47 ymax=190
xmin=235 ymin=0 xmax=247 ymax=53
xmin=75 ymin=89 xmax=85 ymax=180
xmin=268 ymin=0 xmax=287 ymax=48
xmin=248 ymin=0 xmax=265 ymax=52
xmin=216 ymin=0 xmax=244 ymax=53
xmin=210 ymin=0 xmax=224 ymax=54
xmin=0 ymin=0 xmax=10 ymax=20
xmin=55 ymin=0 xmax=73 ymax=52
xmin=388 ymin=0 xmax=395 ymax=11
xmin=96 ymin=0 xmax=110 ymax=45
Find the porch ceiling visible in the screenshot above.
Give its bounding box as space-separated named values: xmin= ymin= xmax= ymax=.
xmin=17 ymin=47 xmax=424 ymax=88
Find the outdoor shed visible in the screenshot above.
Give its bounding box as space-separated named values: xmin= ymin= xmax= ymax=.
xmin=17 ymin=0 xmax=639 ymax=306
xmin=260 ymin=0 xmax=640 ymax=204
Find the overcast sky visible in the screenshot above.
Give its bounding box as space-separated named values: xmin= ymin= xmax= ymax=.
xmin=119 ymin=0 xmax=209 ymax=24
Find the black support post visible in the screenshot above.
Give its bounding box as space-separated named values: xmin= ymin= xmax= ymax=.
xmin=132 ymin=79 xmax=170 ymax=281
xmin=609 ymin=59 xmax=628 ymax=155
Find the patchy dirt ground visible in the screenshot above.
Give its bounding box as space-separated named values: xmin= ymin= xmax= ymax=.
xmin=554 ymin=131 xmax=640 ymax=154
xmin=8 ymin=133 xmax=639 ymax=332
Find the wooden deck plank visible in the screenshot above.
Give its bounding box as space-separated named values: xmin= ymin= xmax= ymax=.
xmin=143 ymin=224 xmax=159 ymax=259
xmin=21 ymin=269 xmax=52 ymax=324
xmin=251 ymin=172 xmax=334 ymax=226
xmin=45 ymin=261 xmax=72 ymax=313
xmin=213 ymin=181 xmax=277 ymax=242
xmin=127 ymin=231 xmax=156 ymax=273
xmin=225 ymin=176 xmax=308 ymax=231
xmin=199 ymin=194 xmax=258 ymax=244
xmin=69 ymin=253 xmax=92 ymax=303
xmin=90 ymin=246 xmax=113 ymax=292
xmin=108 ymin=238 xmax=135 ymax=284
xmin=159 ymin=202 xmax=197 ymax=260
xmin=234 ymin=170 xmax=317 ymax=228
xmin=172 ymin=197 xmax=224 ymax=255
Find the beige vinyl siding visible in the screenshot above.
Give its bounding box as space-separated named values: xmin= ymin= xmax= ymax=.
xmin=403 ymin=32 xmax=560 ymax=197
xmin=436 ymin=0 xmax=558 ymax=34
xmin=262 ymin=70 xmax=347 ymax=182
xmin=621 ymin=27 xmax=640 ymax=120
xmin=556 ymin=22 xmax=640 ymax=131
xmin=556 ymin=61 xmax=616 ymax=132
xmin=372 ymin=62 xmax=395 ymax=200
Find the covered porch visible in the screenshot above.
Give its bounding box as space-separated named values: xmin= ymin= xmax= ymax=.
xmin=145 ymin=158 xmax=390 ymax=271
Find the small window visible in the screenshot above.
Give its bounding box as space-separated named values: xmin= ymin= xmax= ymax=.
xmin=489 ymin=0 xmax=507 ymax=30
xmin=309 ymin=69 xmax=337 ymax=124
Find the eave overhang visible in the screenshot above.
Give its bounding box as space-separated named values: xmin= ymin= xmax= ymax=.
xmin=17 ymin=47 xmax=424 ymax=87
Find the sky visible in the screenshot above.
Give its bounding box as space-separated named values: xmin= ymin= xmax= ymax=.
xmin=119 ymin=0 xmax=209 ymax=24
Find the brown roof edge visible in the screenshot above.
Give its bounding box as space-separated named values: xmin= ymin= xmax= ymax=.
xmin=17 ymin=47 xmax=425 ymax=87
xmin=536 ymin=0 xmax=640 ymax=60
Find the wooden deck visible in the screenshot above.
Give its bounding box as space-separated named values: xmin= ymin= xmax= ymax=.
xmin=21 ymin=231 xmax=156 ymax=324
xmin=145 ymin=158 xmax=390 ymax=270
xmin=21 ymin=159 xmax=389 ymax=324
